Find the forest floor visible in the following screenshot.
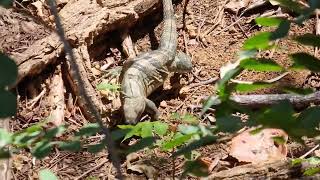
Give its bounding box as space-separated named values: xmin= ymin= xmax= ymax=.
xmin=1 ymin=0 xmax=320 ymax=179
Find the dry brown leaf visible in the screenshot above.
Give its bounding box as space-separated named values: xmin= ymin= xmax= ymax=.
xmin=314 ymin=149 xmax=320 ymax=157
xmin=30 ymin=1 xmax=45 ymax=18
xmin=230 ymin=128 xmax=288 ymax=164
xmin=225 ymin=0 xmax=252 ymax=13
xmin=127 ymin=164 xmax=157 ymax=179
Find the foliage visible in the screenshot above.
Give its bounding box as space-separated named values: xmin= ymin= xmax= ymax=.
xmin=0 ymin=53 xmax=17 ymax=118
xmin=2 ymin=0 xmax=320 ymax=179
xmin=39 ymin=169 xmax=58 ymax=180
xmin=116 ymin=0 xmax=320 ymax=177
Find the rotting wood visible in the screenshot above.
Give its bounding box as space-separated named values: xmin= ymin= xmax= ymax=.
xmin=0 ymin=118 xmax=11 ymax=180
xmin=204 ymin=91 xmax=320 ymax=109
xmin=9 ymin=0 xmax=163 ymax=84
xmin=48 ymin=65 xmax=65 ymax=126
xmin=205 ymin=160 xmax=303 ymax=179
xmin=7 ymin=0 xmax=164 ymax=122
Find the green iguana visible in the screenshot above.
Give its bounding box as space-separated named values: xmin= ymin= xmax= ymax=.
xmin=120 ymin=0 xmax=192 ymax=124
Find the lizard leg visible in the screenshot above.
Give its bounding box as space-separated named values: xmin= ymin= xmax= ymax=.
xmin=145 ymin=98 xmax=160 ymax=120
xmin=102 ymin=66 xmax=122 ymax=79
xmin=168 ymin=52 xmax=193 ymax=73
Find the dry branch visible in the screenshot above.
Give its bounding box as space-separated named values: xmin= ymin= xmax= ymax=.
xmin=205 ymin=91 xmax=320 ymax=109
xmin=206 ymin=160 xmax=303 ymax=179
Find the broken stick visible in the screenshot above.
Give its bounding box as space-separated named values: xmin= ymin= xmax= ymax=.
xmin=203 ymin=91 xmax=320 ymax=109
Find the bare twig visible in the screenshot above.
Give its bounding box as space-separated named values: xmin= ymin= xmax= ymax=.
xmin=210 ymin=17 xmax=244 ymax=37
xmin=182 ymin=0 xmax=190 ymax=30
xmin=47 ymin=0 xmax=122 ymax=178
xmin=187 ymin=77 xmax=219 ymax=89
xmin=202 ymin=91 xmax=320 ymax=108
xmin=75 ymin=159 xmax=108 ymax=180
xmin=27 ymin=88 xmax=46 ymax=108
xmin=231 ymin=72 xmax=289 ymax=84
xmin=315 ymin=10 xmax=320 ymax=57
xmin=299 ymin=144 xmax=320 ymax=159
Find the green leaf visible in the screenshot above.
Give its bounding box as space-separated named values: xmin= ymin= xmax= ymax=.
xmin=44 ymin=126 xmax=66 ymax=139
xmin=121 ymin=123 xmax=143 ymax=141
xmin=304 ymin=167 xmax=320 ymax=176
xmin=271 ymin=0 xmax=304 ymax=14
xmin=258 ymin=100 xmax=295 ymax=130
xmin=0 ymin=52 xmax=17 ymax=87
xmin=173 ymin=136 xmax=216 ymax=157
xmin=309 ymin=0 xmax=320 ymax=9
xmin=126 ymin=137 xmax=155 ymax=154
xmin=39 ymin=169 xmax=58 ymax=180
xmin=117 ymin=124 xmax=135 ymax=129
xmin=294 ymin=34 xmax=320 ymax=47
xmin=307 ymin=157 xmax=320 ymax=165
xmin=201 ymin=96 xmax=221 ymax=115
xmin=32 ymin=141 xmax=53 ymax=159
xmin=111 ymin=129 xmax=130 ymax=141
xmin=88 ymin=140 xmax=106 ymax=153
xmin=294 ymin=106 xmax=320 ymax=138
xmin=13 ymin=132 xmax=39 ymax=146
xmin=181 ymin=114 xmax=199 ymax=124
xmin=235 ymin=82 xmax=274 ymax=92
xmin=243 ymin=32 xmax=272 ymax=50
xmin=271 ymin=20 xmax=290 ymax=40
xmin=58 ymin=140 xmax=81 ymax=152
xmin=170 ymin=112 xmax=181 ymax=120
xmin=0 ymin=129 xmax=12 ymax=148
xmin=238 ymin=50 xmax=257 ymax=60
xmin=96 ymin=82 xmax=120 ymax=92
xmin=291 ymin=158 xmax=304 ymax=166
xmin=0 ymin=0 xmax=12 ymax=7
xmin=76 ymin=123 xmax=100 ymax=136
xmin=216 ymin=115 xmax=242 ymax=133
xmin=255 ymin=17 xmax=283 ymax=27
xmin=178 ymin=125 xmax=199 ymax=135
xmin=0 ymin=149 xmax=10 ymax=159
xmin=25 ymin=123 xmax=43 ymax=134
xmin=282 ymin=86 xmax=314 ymax=95
xmin=0 ymin=90 xmax=16 ymax=118
xmin=182 ymin=160 xmax=209 ymax=178
xmin=240 ymin=58 xmax=284 ymax=72
xmin=141 ymin=122 xmax=153 ymax=138
xmin=290 ymin=53 xmax=320 ymax=72
xmin=272 ymin=136 xmax=286 ymax=144
xmin=153 ymin=121 xmax=168 ymax=136
xmin=217 ymin=67 xmax=242 ymax=100
xmin=162 ymin=134 xmax=193 ymax=151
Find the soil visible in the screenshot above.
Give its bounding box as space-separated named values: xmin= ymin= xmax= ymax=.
xmin=1 ymin=0 xmax=320 ymax=179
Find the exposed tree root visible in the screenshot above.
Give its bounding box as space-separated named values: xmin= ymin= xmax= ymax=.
xmin=48 ymin=65 xmax=65 ymax=126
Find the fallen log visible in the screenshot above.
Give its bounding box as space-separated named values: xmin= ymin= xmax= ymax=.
xmin=205 ymin=160 xmax=303 ymax=179
xmin=10 ymin=0 xmax=163 ymax=84
xmin=204 ymin=91 xmax=320 ymax=109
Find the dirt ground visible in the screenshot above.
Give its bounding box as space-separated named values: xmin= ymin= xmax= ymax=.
xmin=2 ymin=0 xmax=320 ymax=179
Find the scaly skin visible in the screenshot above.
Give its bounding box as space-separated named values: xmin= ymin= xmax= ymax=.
xmin=120 ymin=0 xmax=192 ymax=124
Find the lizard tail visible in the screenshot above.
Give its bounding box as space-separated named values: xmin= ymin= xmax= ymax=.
xmin=159 ymin=0 xmax=177 ymax=56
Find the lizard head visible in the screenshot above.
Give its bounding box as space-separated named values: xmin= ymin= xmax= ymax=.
xmin=123 ymin=96 xmax=146 ymax=124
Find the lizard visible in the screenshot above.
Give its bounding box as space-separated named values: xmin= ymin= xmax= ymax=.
xmin=120 ymin=0 xmax=193 ymax=124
